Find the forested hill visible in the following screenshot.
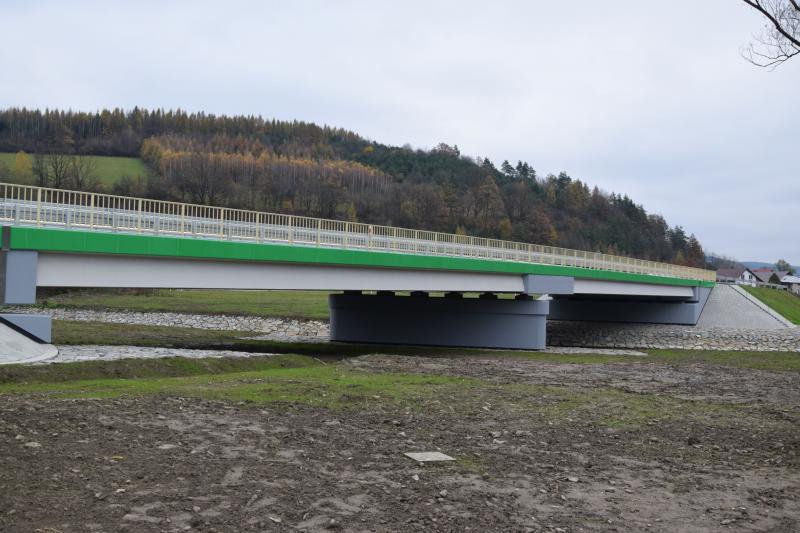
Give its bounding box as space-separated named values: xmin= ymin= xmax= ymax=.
xmin=0 ymin=107 xmax=705 ymax=266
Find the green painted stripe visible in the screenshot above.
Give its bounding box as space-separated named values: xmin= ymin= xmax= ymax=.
xmin=9 ymin=226 xmax=714 ymax=288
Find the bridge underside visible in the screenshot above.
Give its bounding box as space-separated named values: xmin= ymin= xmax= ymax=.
xmin=1 ymin=247 xmax=712 ymax=351
xmin=328 ymin=289 xmax=710 ymax=350
xmin=330 ymin=292 xmax=551 ymax=350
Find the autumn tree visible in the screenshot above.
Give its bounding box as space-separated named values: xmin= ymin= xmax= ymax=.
xmin=12 ymin=151 xmax=32 ymax=180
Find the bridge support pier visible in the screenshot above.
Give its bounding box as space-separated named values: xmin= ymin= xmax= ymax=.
xmin=547 ymin=287 xmax=712 ymax=326
xmin=329 ymin=292 xmax=550 ymax=350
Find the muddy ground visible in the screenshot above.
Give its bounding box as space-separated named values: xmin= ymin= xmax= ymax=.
xmin=1 ymin=354 xmax=799 ymax=532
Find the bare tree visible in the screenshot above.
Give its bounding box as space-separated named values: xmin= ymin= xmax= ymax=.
xmin=742 ymin=0 xmax=800 ymax=67
xmin=45 ymin=152 xmax=71 ymax=189
xmin=68 ymin=154 xmax=99 ymax=190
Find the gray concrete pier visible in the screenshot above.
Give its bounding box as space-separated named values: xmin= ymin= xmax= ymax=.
xmin=329 ymin=292 xmax=550 ymax=350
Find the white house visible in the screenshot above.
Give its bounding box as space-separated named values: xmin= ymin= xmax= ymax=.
xmin=716 ymin=266 xmax=757 ymax=286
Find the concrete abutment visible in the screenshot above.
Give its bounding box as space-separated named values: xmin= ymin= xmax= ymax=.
xmin=0 ymin=227 xmax=52 ymax=349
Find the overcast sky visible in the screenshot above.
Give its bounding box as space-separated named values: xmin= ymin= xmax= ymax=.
xmin=1 ymin=0 xmax=797 ymax=264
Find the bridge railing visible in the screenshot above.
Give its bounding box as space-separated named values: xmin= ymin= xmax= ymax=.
xmin=0 ymin=182 xmax=716 ymax=282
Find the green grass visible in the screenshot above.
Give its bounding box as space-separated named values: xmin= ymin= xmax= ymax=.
xmin=646 ymin=349 xmax=800 ymax=371
xmin=520 ymin=384 xmax=752 ymax=429
xmin=506 ymin=349 xmax=800 ymax=370
xmin=0 ymin=354 xmax=318 ymax=385
xmin=0 ymin=363 xmax=471 ymax=410
xmin=0 ymin=152 xmax=150 ymax=187
xmin=0 ymin=357 xmax=776 ymax=440
xmin=741 ymin=286 xmax=800 ymax=324
xmin=42 ymin=289 xmax=332 ymax=321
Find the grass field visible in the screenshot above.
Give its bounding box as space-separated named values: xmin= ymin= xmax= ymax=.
xmin=0 ymin=357 xmax=471 ymax=409
xmin=742 ymin=286 xmax=800 ymax=324
xmin=43 ymin=289 xmax=332 ymax=321
xmin=0 ymin=348 xmax=796 ymax=407
xmin=0 ymin=152 xmax=150 ymax=187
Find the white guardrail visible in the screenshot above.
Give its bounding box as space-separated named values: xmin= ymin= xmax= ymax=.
xmin=0 ymin=183 xmax=715 ymax=282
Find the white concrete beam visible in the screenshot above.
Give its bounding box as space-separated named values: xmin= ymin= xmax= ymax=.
xmin=572 ymin=279 xmax=694 ymax=298
xmin=36 ymin=253 xmax=525 ymax=293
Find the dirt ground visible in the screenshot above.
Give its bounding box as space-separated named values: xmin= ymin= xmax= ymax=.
xmin=1 ymin=354 xmax=799 ymax=533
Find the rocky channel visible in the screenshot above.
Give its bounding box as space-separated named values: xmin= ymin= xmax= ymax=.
xmin=2 ymin=307 xmax=329 ymax=343
xmin=547 ymin=320 xmax=800 ymax=352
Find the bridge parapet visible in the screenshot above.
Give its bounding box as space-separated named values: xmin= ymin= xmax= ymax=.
xmin=0 ymin=182 xmax=714 ymax=283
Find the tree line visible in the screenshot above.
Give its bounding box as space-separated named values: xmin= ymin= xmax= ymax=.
xmin=0 ymin=107 xmax=707 ymax=267
xmin=138 ymin=135 xmax=392 ymax=217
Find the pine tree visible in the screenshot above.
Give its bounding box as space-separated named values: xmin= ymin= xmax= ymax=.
xmin=685 ymin=234 xmax=705 ymax=267
xmin=500 ymin=160 xmax=516 ymax=178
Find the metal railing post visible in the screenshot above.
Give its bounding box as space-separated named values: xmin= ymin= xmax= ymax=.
xmin=288 ymin=215 xmax=294 ymax=244
xmin=180 ymin=204 xmax=186 ymax=235
xmin=316 ymin=219 xmax=321 ymax=246
xmin=89 ymin=193 xmax=95 ymax=230
xmin=36 ymin=188 xmax=42 ymax=226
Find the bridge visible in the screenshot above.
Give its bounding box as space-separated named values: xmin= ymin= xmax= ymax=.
xmin=0 ymin=183 xmax=714 ymax=352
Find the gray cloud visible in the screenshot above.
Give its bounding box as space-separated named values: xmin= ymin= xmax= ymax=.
xmin=1 ymin=0 xmax=797 ymax=263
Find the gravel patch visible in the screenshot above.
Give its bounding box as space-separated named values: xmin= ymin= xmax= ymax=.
xmin=2 ymin=306 xmax=329 ymax=342
xmin=42 ymin=345 xmax=646 ymax=365
xmin=43 ymin=345 xmax=284 ymax=364
xmin=548 ymin=321 xmax=800 ymax=352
